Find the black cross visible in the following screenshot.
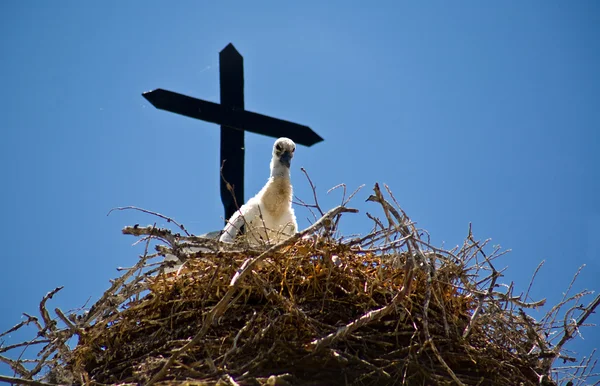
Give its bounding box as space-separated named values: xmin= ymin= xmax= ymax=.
xmin=142 ymin=43 xmax=323 ymax=222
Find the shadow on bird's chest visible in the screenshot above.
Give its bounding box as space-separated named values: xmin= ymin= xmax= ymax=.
xmin=261 ymin=178 xmax=292 ymax=216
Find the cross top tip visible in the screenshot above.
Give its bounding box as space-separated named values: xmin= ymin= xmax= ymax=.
xmin=220 ymin=43 xmax=242 ymax=58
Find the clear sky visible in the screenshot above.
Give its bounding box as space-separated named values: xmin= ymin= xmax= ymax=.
xmin=1 ymin=1 xmax=598 ymax=380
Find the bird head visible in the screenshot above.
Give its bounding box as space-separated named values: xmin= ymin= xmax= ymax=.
xmin=272 ymin=137 xmax=296 ymax=169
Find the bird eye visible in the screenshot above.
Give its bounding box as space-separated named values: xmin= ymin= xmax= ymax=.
xmin=292 ymin=147 xmax=295 ymax=152
xmin=276 ymin=144 xmax=282 ymax=151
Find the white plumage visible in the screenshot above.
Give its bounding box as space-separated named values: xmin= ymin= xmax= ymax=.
xmin=219 ymin=137 xmax=298 ymax=245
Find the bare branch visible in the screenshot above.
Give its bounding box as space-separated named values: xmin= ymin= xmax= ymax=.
xmin=108 ymin=206 xmax=191 ymax=236
xmin=0 ymin=374 xmax=57 ymax=386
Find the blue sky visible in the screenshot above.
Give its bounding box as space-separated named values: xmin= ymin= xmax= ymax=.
xmin=1 ymin=1 xmax=598 ymax=380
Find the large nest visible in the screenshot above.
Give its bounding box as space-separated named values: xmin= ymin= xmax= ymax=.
xmin=1 ymin=184 xmax=598 ymax=386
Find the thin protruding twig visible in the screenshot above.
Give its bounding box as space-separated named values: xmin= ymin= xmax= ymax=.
xmin=107 ymin=206 xmax=191 ymax=236
xmin=552 ymin=294 xmax=600 ymax=363
xmin=39 ymin=287 xmax=63 ymax=331
xmin=300 ymin=167 xmax=324 ymax=216
xmin=0 ymin=315 xmax=39 ymax=339
xmin=0 ymin=374 xmax=57 ymax=386
xmin=525 ymin=260 xmax=545 ymax=302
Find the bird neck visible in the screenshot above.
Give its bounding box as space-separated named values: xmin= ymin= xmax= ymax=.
xmin=270 ymin=159 xmax=291 ymax=179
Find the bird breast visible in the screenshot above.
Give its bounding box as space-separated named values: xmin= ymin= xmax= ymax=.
xmin=260 ymin=177 xmax=293 ymax=217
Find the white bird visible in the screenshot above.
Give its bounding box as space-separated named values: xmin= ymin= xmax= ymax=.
xmin=219 ymin=137 xmax=298 ymax=245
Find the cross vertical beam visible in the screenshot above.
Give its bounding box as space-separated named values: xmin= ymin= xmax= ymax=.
xmin=219 ymin=44 xmax=245 ymax=221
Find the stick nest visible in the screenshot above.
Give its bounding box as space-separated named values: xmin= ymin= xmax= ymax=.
xmin=1 ymin=184 xmax=597 ymax=386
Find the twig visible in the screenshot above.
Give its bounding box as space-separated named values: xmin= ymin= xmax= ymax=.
xmin=39 ymin=287 xmax=63 ymax=332
xmin=328 ymin=183 xmax=364 ymax=230
xmin=122 ymin=225 xmax=178 ymax=243
xmin=222 ymin=311 xmax=257 ymax=365
xmin=0 ymin=340 xmax=50 ymax=355
xmin=525 ymin=260 xmax=545 ymax=302
xmin=107 ymin=206 xmax=190 ymax=236
xmin=84 ymin=225 xmax=158 ymax=325
xmin=552 ymin=294 xmax=600 ymax=362
xmin=293 ymin=194 xmax=318 ymax=223
xmin=0 ymin=374 xmax=57 ymax=386
xmin=53 ymin=309 xmax=77 ymax=335
xmin=0 ymin=356 xmax=28 ymax=378
xmin=544 ymin=266 xmax=585 ymax=327
xmin=300 ymin=167 xmax=324 ymax=216
xmin=0 ymin=315 xmax=40 ymax=339
xmin=343 ymin=184 xmax=366 ymax=206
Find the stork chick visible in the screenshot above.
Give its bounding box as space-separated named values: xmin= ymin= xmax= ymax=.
xmin=219 ymin=137 xmax=298 ymax=245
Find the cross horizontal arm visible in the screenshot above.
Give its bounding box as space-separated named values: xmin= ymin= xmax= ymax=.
xmin=143 ymin=88 xmax=323 ymax=147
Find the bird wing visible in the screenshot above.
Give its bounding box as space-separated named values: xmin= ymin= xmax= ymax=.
xmin=219 ymin=198 xmax=261 ymax=243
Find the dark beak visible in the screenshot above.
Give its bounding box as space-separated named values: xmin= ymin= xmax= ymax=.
xmin=280 ymin=151 xmax=292 ymax=168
